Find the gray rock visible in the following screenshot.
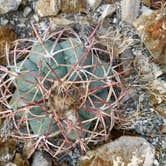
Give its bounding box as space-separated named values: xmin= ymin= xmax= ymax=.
xmin=0 ymin=18 xmax=9 ymax=25
xmin=32 ymin=151 xmax=52 ymax=166
xmin=87 ymin=0 xmax=102 ymax=10
xmin=0 ymin=0 xmax=22 ymax=15
xmin=23 ymin=6 xmax=32 ymax=17
xmin=32 ymin=14 xmax=39 ymax=22
xmin=78 ymin=136 xmax=155 ymax=166
xmin=120 ymin=0 xmax=141 ymax=24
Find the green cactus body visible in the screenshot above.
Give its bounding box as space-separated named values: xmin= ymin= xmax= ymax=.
xmin=0 ymin=28 xmax=124 ymax=156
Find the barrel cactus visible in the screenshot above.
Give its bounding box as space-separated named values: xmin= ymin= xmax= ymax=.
xmin=0 ymin=25 xmax=125 ymax=157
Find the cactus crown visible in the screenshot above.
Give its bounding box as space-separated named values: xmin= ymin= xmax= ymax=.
xmin=0 ymin=24 xmax=125 ymax=157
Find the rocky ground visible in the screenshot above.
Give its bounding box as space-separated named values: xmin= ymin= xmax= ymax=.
xmin=0 ymin=0 xmax=165 ymax=166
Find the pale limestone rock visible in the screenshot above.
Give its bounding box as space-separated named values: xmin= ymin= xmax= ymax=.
xmin=35 ymin=0 xmax=61 ymax=17
xmin=120 ymin=0 xmax=141 ymax=24
xmin=78 ymin=136 xmax=155 ymax=166
xmin=87 ymin=0 xmax=102 ymax=9
xmin=133 ymin=9 xmax=166 ymax=65
xmin=36 ymin=0 xmax=86 ymax=17
xmin=32 ymin=151 xmax=52 ymax=166
xmin=151 ymin=79 xmax=166 ymax=95
xmin=23 ymin=6 xmax=32 ymax=17
xmin=0 ymin=0 xmax=22 ymax=15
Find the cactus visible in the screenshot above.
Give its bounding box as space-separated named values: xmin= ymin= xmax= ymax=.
xmin=0 ymin=25 xmax=126 ymax=157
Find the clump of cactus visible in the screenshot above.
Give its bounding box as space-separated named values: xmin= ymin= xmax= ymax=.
xmin=0 ymin=24 xmax=126 ymax=157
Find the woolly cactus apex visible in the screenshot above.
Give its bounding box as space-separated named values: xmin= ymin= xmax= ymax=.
xmin=0 ymin=24 xmax=126 ymax=157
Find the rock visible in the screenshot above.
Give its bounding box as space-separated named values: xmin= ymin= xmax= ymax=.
xmin=87 ymin=0 xmax=102 ymax=10
xmin=0 ymin=138 xmax=17 ymax=163
xmin=133 ymin=9 xmax=166 ymax=65
xmin=60 ymin=0 xmax=86 ymax=13
xmin=141 ymin=5 xmax=153 ymax=16
xmin=0 ymin=18 xmax=9 ymax=26
xmin=13 ymin=153 xmax=30 ymax=166
xmin=149 ymin=76 xmax=166 ymax=117
xmin=133 ymin=9 xmax=166 ymax=117
xmin=120 ymin=0 xmax=141 ymax=24
xmin=78 ymin=136 xmax=155 ymax=166
xmin=151 ymin=78 xmax=166 ymax=95
xmin=32 ymin=151 xmax=52 ymax=166
xmin=0 ymin=0 xmax=22 ymax=15
xmin=36 ymin=0 xmax=87 ymax=17
xmin=161 ymin=119 xmax=166 ymax=133
xmin=32 ymin=14 xmax=39 ymax=22
xmin=35 ymin=0 xmax=61 ymax=17
xmin=23 ymin=6 xmax=32 ymax=17
xmin=143 ymin=0 xmax=151 ymax=7
xmin=49 ymin=16 xmax=74 ymax=30
xmin=135 ymin=51 xmax=163 ymax=80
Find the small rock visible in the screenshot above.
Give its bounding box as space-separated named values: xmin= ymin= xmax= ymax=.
xmin=32 ymin=14 xmax=39 ymax=22
xmin=23 ymin=6 xmax=32 ymax=17
xmin=0 ymin=18 xmax=9 ymax=26
xmin=17 ymin=23 xmax=26 ymax=28
xmin=32 ymin=151 xmax=52 ymax=166
xmin=151 ymin=78 xmax=166 ymax=95
xmin=36 ymin=0 xmax=87 ymax=17
xmin=121 ymin=0 xmax=141 ymax=24
xmin=0 ymin=138 xmax=17 ymax=162
xmin=60 ymin=0 xmax=86 ymax=14
xmin=49 ymin=16 xmax=74 ymax=30
xmin=0 ymin=0 xmax=22 ymax=15
xmin=13 ymin=153 xmax=30 ymax=166
xmin=161 ymin=119 xmax=166 ymax=133
xmin=133 ymin=9 xmax=166 ymax=65
xmin=134 ymin=50 xmax=163 ymax=81
xmin=35 ymin=0 xmax=61 ymax=17
xmin=78 ymin=136 xmax=155 ymax=166
xmin=87 ymin=0 xmax=102 ymax=10
xmin=141 ymin=5 xmax=153 ymax=16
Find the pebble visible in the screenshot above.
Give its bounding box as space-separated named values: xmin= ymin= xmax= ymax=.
xmin=0 ymin=18 xmax=9 ymax=25
xmin=120 ymin=0 xmax=141 ymax=24
xmin=32 ymin=151 xmax=52 ymax=166
xmin=32 ymin=14 xmax=39 ymax=22
xmin=78 ymin=136 xmax=155 ymax=166
xmin=0 ymin=0 xmax=22 ymax=15
xmin=0 ymin=138 xmax=16 ymax=163
xmin=23 ymin=6 xmax=32 ymax=17
xmin=17 ymin=23 xmax=26 ymax=28
xmin=133 ymin=9 xmax=166 ymax=66
xmin=87 ymin=0 xmax=102 ymax=10
xmin=35 ymin=0 xmax=60 ymax=17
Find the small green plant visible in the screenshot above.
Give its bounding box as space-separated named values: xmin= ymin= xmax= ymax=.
xmin=0 ymin=24 xmax=126 ymax=157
